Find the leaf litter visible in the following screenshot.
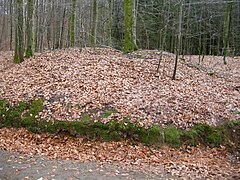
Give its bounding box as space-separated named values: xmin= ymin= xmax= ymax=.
xmin=0 ymin=48 xmax=240 ymax=178
xmin=0 ymin=48 xmax=239 ymax=128
xmin=0 ymin=128 xmax=239 ymax=179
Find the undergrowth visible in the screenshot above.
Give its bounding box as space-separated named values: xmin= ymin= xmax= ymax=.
xmin=0 ymin=99 xmax=239 ymax=149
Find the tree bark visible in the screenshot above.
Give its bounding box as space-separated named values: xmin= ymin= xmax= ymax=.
xmin=108 ymin=0 xmax=113 ymax=47
xmin=70 ymin=0 xmax=76 ymax=47
xmin=223 ymin=2 xmax=232 ymax=64
xmin=123 ymin=0 xmax=138 ymax=53
xmin=14 ymin=0 xmax=24 ymax=64
xmin=9 ymin=0 xmax=13 ymax=50
xmin=172 ymin=0 xmax=183 ymax=80
xmin=91 ymin=0 xmax=98 ymax=47
xmin=25 ymin=0 xmax=34 ymax=58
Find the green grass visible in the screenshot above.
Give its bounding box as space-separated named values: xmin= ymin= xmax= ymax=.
xmin=0 ymin=99 xmax=239 ymax=149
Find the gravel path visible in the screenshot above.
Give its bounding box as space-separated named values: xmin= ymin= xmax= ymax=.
xmin=0 ymin=150 xmax=174 ymax=180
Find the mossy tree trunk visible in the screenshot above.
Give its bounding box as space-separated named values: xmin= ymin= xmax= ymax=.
xmin=14 ymin=0 xmax=24 ymax=64
xmin=70 ymin=0 xmax=76 ymax=47
xmin=25 ymin=0 xmax=34 ymax=58
xmin=91 ymin=0 xmax=98 ymax=47
xmin=123 ymin=0 xmax=138 ymax=53
xmin=223 ymin=2 xmax=232 ymax=65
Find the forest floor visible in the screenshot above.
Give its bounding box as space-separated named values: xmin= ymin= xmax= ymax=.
xmin=0 ymin=48 xmax=240 ymax=179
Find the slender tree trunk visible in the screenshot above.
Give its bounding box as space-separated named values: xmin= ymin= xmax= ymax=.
xmin=39 ymin=0 xmax=47 ymax=52
xmin=108 ymin=0 xmax=113 ymax=47
xmin=32 ymin=0 xmax=37 ymax=53
xmin=9 ymin=0 xmax=13 ymax=50
xmin=25 ymin=0 xmax=34 ymax=58
xmin=123 ymin=0 xmax=138 ymax=53
xmin=0 ymin=0 xmax=6 ymax=50
xmin=91 ymin=0 xmax=98 ymax=46
xmin=223 ymin=2 xmax=232 ymax=64
xmin=60 ymin=5 xmax=66 ymax=49
xmin=14 ymin=0 xmax=24 ymax=64
xmin=70 ymin=0 xmax=76 ymax=47
xmin=35 ymin=0 xmax=39 ymax=51
xmin=172 ymin=0 xmax=183 ymax=80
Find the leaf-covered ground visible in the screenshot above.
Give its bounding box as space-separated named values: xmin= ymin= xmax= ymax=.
xmin=0 ymin=49 xmax=240 ymax=178
xmin=0 ymin=128 xmax=239 ymax=179
xmin=0 ymin=48 xmax=239 ymax=128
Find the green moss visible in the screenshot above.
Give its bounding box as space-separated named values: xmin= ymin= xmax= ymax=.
xmin=183 ymin=124 xmax=226 ymax=147
xmin=164 ymin=125 xmax=181 ymax=147
xmin=100 ymin=110 xmax=116 ymax=119
xmin=0 ymin=98 xmax=239 ymax=148
xmin=80 ymin=113 xmax=92 ymax=124
xmin=227 ymin=120 xmax=240 ymax=128
xmin=0 ymin=99 xmax=9 ymax=114
xmin=205 ymin=127 xmax=225 ymax=147
xmin=99 ymin=131 xmax=121 ymax=141
xmin=0 ymin=100 xmax=10 ymax=126
xmin=25 ymin=48 xmax=33 ymax=58
xmin=138 ymin=125 xmax=164 ymax=145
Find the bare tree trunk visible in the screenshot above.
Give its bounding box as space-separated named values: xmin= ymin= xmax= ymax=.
xmin=25 ymin=0 xmax=34 ymax=58
xmin=91 ymin=0 xmax=98 ymax=47
xmin=172 ymin=0 xmax=183 ymax=80
xmin=108 ymin=0 xmax=113 ymax=47
xmin=70 ymin=0 xmax=76 ymax=47
xmin=14 ymin=0 xmax=24 ymax=64
xmin=223 ymin=2 xmax=232 ymax=64
xmin=0 ymin=0 xmax=6 ymax=50
xmin=60 ymin=5 xmax=66 ymax=49
xmin=9 ymin=0 xmax=13 ymax=50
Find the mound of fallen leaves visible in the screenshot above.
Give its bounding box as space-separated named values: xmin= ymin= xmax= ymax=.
xmin=0 ymin=48 xmax=239 ymax=128
xmin=0 ymin=128 xmax=239 ymax=178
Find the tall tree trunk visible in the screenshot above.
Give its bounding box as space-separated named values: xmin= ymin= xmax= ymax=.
xmin=0 ymin=0 xmax=6 ymax=50
xmin=34 ymin=0 xmax=39 ymax=51
xmin=172 ymin=0 xmax=183 ymax=80
xmin=123 ymin=0 xmax=138 ymax=53
xmin=60 ymin=5 xmax=66 ymax=49
xmin=9 ymin=0 xmax=13 ymax=50
xmin=70 ymin=0 xmax=76 ymax=47
xmin=32 ymin=0 xmax=37 ymax=53
xmin=14 ymin=0 xmax=24 ymax=64
xmin=108 ymin=0 xmax=113 ymax=47
xmin=223 ymin=2 xmax=232 ymax=64
xmin=39 ymin=0 xmax=46 ymax=52
xmin=25 ymin=0 xmax=34 ymax=58
xmin=91 ymin=0 xmax=98 ymax=47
